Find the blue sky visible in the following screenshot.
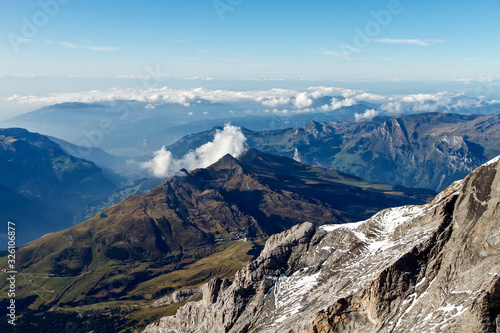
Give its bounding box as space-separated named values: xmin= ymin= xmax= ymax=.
xmin=1 ymin=0 xmax=499 ymax=79
xmin=0 ymin=0 xmax=499 ymax=120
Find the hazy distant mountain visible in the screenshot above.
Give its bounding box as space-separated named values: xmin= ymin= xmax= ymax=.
xmin=143 ymin=156 xmax=500 ymax=333
xmin=0 ymin=128 xmax=116 ymax=245
xmin=0 ymin=100 xmax=372 ymax=157
xmin=167 ymin=112 xmax=500 ymax=192
xmin=0 ymin=148 xmax=434 ymax=332
xmin=4 ymin=87 xmax=500 ymax=158
xmin=47 ymin=135 xmax=128 ymax=185
xmin=1 ymin=101 xmax=191 ymax=157
xmin=47 ymin=135 xmax=125 ymax=171
xmin=143 ymin=103 xmax=374 ymax=150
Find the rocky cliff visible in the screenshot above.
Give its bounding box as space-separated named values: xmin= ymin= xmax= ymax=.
xmin=143 ymin=156 xmax=500 ymax=333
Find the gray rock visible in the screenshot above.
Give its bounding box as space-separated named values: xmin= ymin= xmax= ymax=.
xmin=152 ymin=289 xmax=201 ymax=308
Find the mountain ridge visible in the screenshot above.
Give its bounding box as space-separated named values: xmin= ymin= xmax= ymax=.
xmin=166 ymin=112 xmax=500 ymax=192
xmin=143 ymin=155 xmax=500 ymax=333
xmin=0 ymin=148 xmax=434 ymax=332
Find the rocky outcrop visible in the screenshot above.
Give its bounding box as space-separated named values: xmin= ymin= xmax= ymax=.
xmin=143 ymin=156 xmax=500 ymax=333
xmin=152 ymin=289 xmax=201 ymax=308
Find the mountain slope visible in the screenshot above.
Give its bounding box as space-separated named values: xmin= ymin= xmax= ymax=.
xmin=143 ymin=156 xmax=500 ymax=333
xmin=166 ymin=112 xmax=500 ymax=192
xmin=0 ymin=128 xmax=116 ymax=245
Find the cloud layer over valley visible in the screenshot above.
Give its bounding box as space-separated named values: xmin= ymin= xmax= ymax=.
xmin=7 ymin=86 xmax=498 ymax=121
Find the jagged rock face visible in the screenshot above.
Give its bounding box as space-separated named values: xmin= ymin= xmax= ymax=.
xmin=143 ymin=157 xmax=500 ymax=333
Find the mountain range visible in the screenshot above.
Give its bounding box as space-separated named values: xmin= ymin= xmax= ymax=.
xmin=76 ymin=112 xmax=500 ymax=231
xmin=167 ymin=112 xmax=500 ymax=192
xmin=1 ymin=109 xmax=499 ymax=332
xmin=0 ymin=148 xmax=434 ymax=332
xmin=0 ymin=100 xmax=376 ymax=157
xmin=143 ymin=155 xmax=500 ymax=333
xmin=2 ymin=96 xmax=497 ymax=159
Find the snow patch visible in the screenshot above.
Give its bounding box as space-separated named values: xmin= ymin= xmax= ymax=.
xmin=271 ymin=270 xmax=321 ymax=325
xmin=322 ymin=206 xmax=425 ymax=255
xmin=320 ymin=220 xmax=365 ymax=232
xmin=480 ymin=155 xmax=500 ymax=168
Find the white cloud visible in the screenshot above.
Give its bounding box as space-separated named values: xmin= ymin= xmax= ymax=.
xmin=58 ymin=41 xmax=119 ymax=52
xmin=319 ymin=49 xmax=349 ymax=57
xmin=261 ymin=96 xmax=290 ymax=107
xmin=352 ymin=92 xmax=387 ymax=102
xmin=401 ymin=92 xmax=448 ymax=103
xmin=294 ymin=92 xmax=313 ymax=109
xmin=141 ymin=123 xmax=247 ymax=178
xmin=355 ymin=109 xmax=379 ymax=122
xmin=308 ymin=86 xmax=355 ymax=99
xmin=450 ymin=98 xmax=482 ymax=109
xmin=321 ymin=97 xmax=356 ymax=111
xmin=6 ymin=86 xmax=321 ymax=110
xmin=377 ymin=91 xmax=484 ymax=114
xmin=373 ymin=38 xmax=443 ymax=46
xmin=381 ymin=101 xmax=402 ymax=114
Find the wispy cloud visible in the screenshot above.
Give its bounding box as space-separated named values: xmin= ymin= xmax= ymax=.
xmin=15 ymin=38 xmax=34 ymax=43
xmin=374 ymin=38 xmax=443 ymax=46
xmin=58 ymin=41 xmax=119 ymax=52
xmin=319 ymin=49 xmax=348 ymax=57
